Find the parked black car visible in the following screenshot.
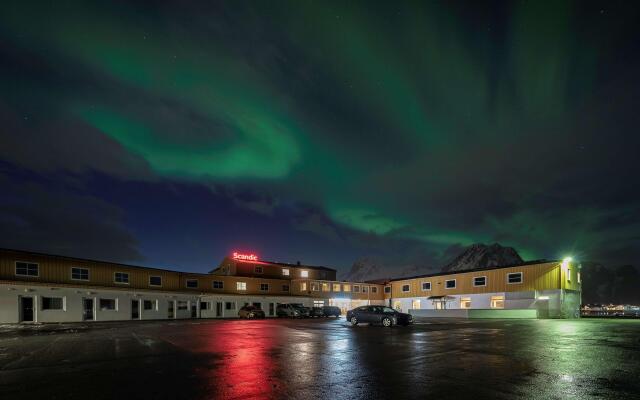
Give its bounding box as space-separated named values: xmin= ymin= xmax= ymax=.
xmin=291 ymin=303 xmax=311 ymax=317
xmin=346 ymin=306 xmax=413 ymax=327
xmin=310 ymin=307 xmax=325 ymax=317
xmin=321 ymin=306 xmax=341 ymax=317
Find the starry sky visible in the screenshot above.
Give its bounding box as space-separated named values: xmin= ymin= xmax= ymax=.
xmin=1 ymin=1 xmax=639 ymax=274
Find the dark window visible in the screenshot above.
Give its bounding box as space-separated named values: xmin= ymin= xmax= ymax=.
xmin=186 ymin=279 xmax=198 ymax=288
xmin=71 ymin=267 xmax=89 ymax=281
xmin=362 ymin=286 xmax=368 ymax=293
xmin=15 ymin=262 xmax=38 ymax=277
xmin=260 ymin=283 xmax=269 ymax=291
xmin=371 ymin=287 xmax=378 ymax=293
xmin=42 ymin=297 xmax=63 ymax=310
xmin=149 ymin=276 xmax=162 ymax=286
xmin=225 ymin=302 xmax=235 ymax=310
xmin=282 ymin=285 xmax=289 ymax=292
xmin=213 ymin=281 xmax=224 ymax=289
xmin=384 ymin=286 xmax=391 ymax=293
xmin=445 ymin=279 xmax=456 ymax=289
xmin=254 ymin=266 xmax=263 ymax=274
xmin=143 ymin=300 xmax=155 ymax=310
xmin=508 ymin=272 xmax=523 ymax=284
xmin=422 ymin=282 xmax=431 ymax=291
xmin=402 ymin=284 xmax=410 ymax=292
xmin=353 ymin=285 xmax=361 ymax=292
xmin=200 ymin=302 xmax=209 ymax=310
xmin=473 ymin=276 xmax=486 ymax=286
xmin=114 ymin=272 xmax=129 ymax=284
xmin=177 ymin=301 xmax=187 ymax=310
xmin=252 ymin=302 xmax=262 ymax=309
xmin=99 ymin=299 xmax=116 ymax=311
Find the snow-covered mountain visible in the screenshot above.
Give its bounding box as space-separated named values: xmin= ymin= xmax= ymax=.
xmin=442 ymin=243 xmax=522 ymax=272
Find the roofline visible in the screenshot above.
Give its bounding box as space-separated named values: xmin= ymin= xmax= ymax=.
xmin=386 ymin=259 xmax=558 ymax=282
xmin=216 ymin=257 xmax=336 ymax=273
xmin=0 ymin=247 xmax=212 ymax=276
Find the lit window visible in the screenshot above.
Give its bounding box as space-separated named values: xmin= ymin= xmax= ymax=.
xmin=71 ymin=267 xmax=89 ymax=281
xmin=301 ymin=282 xmax=307 ymax=291
xmin=254 ymin=266 xmax=263 ymax=274
xmin=507 ymin=272 xmax=523 ymax=284
xmin=421 ymin=282 xmax=431 ymax=291
xmin=260 ymin=283 xmax=269 ymax=291
xmin=402 ymin=284 xmax=410 ymax=292
xmin=412 ymin=299 xmax=421 ymax=310
xmin=577 ymin=272 xmax=581 ymax=284
xmin=42 ymin=297 xmax=64 ymax=310
xmin=186 ymin=279 xmax=198 ymax=288
xmin=460 ymin=297 xmax=471 ymax=309
xmin=321 ymin=282 xmax=330 ymax=291
xmin=114 ymin=272 xmax=129 ymax=284
xmin=332 ymin=283 xmax=341 ymax=292
xmin=213 ymin=281 xmax=224 ymax=289
xmin=311 ymin=282 xmax=319 ymax=291
xmin=445 ymin=279 xmax=456 ymax=289
xmin=313 ymin=300 xmax=324 ymax=307
xmin=566 ymin=268 xmax=571 ymax=282
xmin=384 ymin=286 xmax=391 ymax=293
xmin=149 ymin=276 xmax=162 ymax=286
xmin=282 ymin=268 xmax=290 ymax=276
xmin=236 ymin=282 xmax=247 ymax=291
xmin=15 ymin=261 xmax=38 ymax=277
xmin=490 ymin=296 xmax=504 ymax=309
xmin=371 ymin=286 xmax=377 ymax=293
xmin=343 ymin=284 xmax=351 ymax=292
xmin=473 ymin=276 xmax=486 ymax=287
xmin=301 ymin=270 xmax=309 ymax=278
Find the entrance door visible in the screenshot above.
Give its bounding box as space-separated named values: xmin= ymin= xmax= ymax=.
xmin=20 ymin=297 xmax=34 ymax=322
xmin=216 ymin=302 xmax=223 ymax=317
xmin=83 ymin=298 xmax=94 ymax=321
xmin=131 ymin=299 xmax=140 ymax=320
xmin=168 ymin=301 xmax=175 ymax=319
xmin=191 ymin=303 xmax=197 ymax=318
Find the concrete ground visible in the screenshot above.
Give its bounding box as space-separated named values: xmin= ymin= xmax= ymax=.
xmin=0 ymin=318 xmax=639 ymax=400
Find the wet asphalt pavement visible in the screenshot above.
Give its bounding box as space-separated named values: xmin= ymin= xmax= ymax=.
xmin=0 ymin=318 xmax=639 ymax=400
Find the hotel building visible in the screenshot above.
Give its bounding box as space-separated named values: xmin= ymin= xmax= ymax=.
xmin=0 ymin=248 xmax=581 ymax=323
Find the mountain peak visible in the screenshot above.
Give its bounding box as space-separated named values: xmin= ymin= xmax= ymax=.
xmin=441 ymin=243 xmax=523 ymax=272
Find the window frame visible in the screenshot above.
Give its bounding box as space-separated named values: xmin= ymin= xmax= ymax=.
xmin=401 ymin=284 xmax=410 ymax=293
xmin=99 ymin=298 xmax=117 ymax=311
xmin=384 ymin=286 xmax=391 ymax=294
xmin=254 ymin=266 xmax=263 ymax=274
xmin=236 ymin=281 xmax=247 ymax=291
xmin=114 ymin=271 xmax=130 ymax=285
xmin=421 ymin=282 xmax=432 ymax=291
xmin=149 ymin=275 xmax=163 ymax=287
xmin=212 ymin=280 xmax=224 ymax=289
xmin=259 ymin=283 xmax=269 ymax=291
xmin=353 ymin=285 xmax=361 ymax=293
xmin=42 ymin=296 xmax=65 ymax=311
xmin=507 ymin=272 xmax=523 ymax=284
xmin=300 ymin=270 xmax=309 ymax=278
xmin=282 ymin=284 xmax=290 ymax=292
xmin=15 ymin=261 xmax=39 ymax=277
xmin=186 ymin=279 xmax=198 ymax=288
xmin=371 ymin=286 xmax=378 ymax=293
xmin=445 ymin=279 xmax=456 ymax=289
xmin=143 ymin=299 xmax=157 ymax=311
xmin=70 ymin=267 xmax=90 ymax=281
xmin=473 ymin=276 xmax=487 ymax=287
xmin=282 ymin=268 xmax=290 ymax=276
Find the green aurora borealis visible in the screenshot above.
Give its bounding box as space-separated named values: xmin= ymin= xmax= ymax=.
xmin=0 ymin=1 xmax=639 ymax=270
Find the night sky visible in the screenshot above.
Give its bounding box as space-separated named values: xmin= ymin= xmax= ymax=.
xmin=1 ymin=1 xmax=639 ymax=274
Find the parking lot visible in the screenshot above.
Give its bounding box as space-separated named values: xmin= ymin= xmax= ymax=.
xmin=1 ymin=317 xmax=639 ymax=399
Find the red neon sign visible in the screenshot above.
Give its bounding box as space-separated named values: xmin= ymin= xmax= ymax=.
xmin=232 ymin=252 xmax=258 ymax=261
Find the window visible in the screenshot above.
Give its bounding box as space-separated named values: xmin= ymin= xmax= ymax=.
xmin=566 ymin=268 xmax=571 ymax=282
xmin=71 ymin=267 xmax=89 ymax=281
xmin=353 ymin=285 xmax=361 ymax=293
xmin=422 ymin=282 xmax=431 ymax=291
xmin=490 ymin=295 xmax=504 ymax=309
xmin=15 ymin=261 xmax=38 ymax=277
xmin=114 ymin=272 xmax=129 ymax=284
xmin=260 ymin=283 xmax=269 ymax=291
xmin=343 ymin=284 xmax=351 ymax=292
xmin=282 ymin=268 xmax=290 ymax=276
xmin=321 ymin=282 xmax=329 ymax=292
xmin=213 ymin=281 xmax=224 ymax=289
xmin=332 ymin=283 xmax=341 ymax=292
xmin=384 ymin=286 xmax=391 ymax=294
xmin=460 ymin=297 xmax=471 ymax=309
xmin=177 ymin=301 xmax=188 ymax=310
xmin=311 ymin=282 xmax=319 ymax=291
xmin=445 ymin=279 xmax=456 ymax=289
xmin=254 ymin=266 xmax=263 ymax=274
xmin=99 ymin=298 xmax=116 ymax=311
xmin=42 ymin=297 xmax=63 ymax=310
xmin=313 ymin=300 xmax=324 ymax=307
xmin=144 ymin=300 xmax=156 ymax=310
xmin=236 ymin=282 xmax=247 ymax=291
xmin=186 ymin=279 xmax=198 ymax=288
xmin=402 ymin=284 xmax=410 ymax=292
xmin=225 ymin=302 xmax=235 ymax=310
xmin=362 ymin=286 xmax=368 ymax=293
xmin=371 ymin=286 xmax=378 ymax=293
xmin=282 ymin=284 xmax=289 ymax=292
xmin=320 ymin=271 xmax=327 ymax=279
xmin=149 ymin=276 xmax=162 ymax=286
xmin=301 ymin=270 xmax=309 ymax=278
xmin=200 ymin=302 xmax=210 ymax=310
xmin=507 ymin=272 xmax=523 ymax=284
xmin=300 ymin=282 xmax=307 ymax=291
xmin=577 ymin=272 xmax=581 ymax=284
xmin=473 ymin=276 xmax=487 ymax=287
